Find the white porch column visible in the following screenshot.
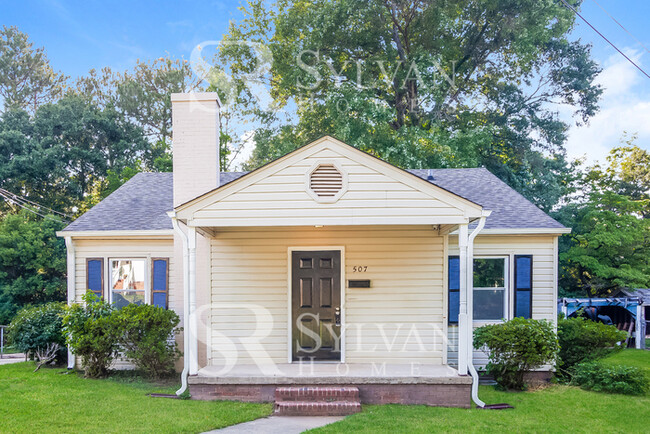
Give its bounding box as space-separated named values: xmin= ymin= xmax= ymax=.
xmin=457 ymin=223 xmax=469 ymax=375
xmin=64 ymin=237 xmax=76 ymax=369
xmin=188 ymin=226 xmax=199 ymax=375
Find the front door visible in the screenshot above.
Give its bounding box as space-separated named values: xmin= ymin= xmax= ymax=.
xmin=291 ymin=250 xmax=341 ymax=361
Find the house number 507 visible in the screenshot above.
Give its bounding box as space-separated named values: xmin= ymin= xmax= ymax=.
xmin=352 ymin=266 xmax=368 ymax=272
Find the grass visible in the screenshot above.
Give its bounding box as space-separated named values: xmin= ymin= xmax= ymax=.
xmin=310 ymin=350 xmax=650 ymax=434
xmin=601 ymin=349 xmax=650 ymax=378
xmin=0 ymin=362 xmax=272 ymax=433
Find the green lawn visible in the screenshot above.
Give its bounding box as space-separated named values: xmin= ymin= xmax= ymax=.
xmin=311 ymin=350 xmax=650 ymax=434
xmin=0 ymin=362 xmax=272 ymax=433
xmin=601 ymin=349 xmax=650 ymax=378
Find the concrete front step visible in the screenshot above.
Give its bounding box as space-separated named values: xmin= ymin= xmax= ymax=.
xmin=275 ymin=400 xmax=361 ymax=416
xmin=275 ymin=386 xmax=360 ymax=402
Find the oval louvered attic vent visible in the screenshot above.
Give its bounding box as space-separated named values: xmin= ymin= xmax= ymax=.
xmin=310 ymin=164 xmax=343 ymax=197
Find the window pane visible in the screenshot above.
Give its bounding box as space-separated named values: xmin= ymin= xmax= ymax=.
xmin=113 ymin=291 xmax=145 ymax=309
xmin=474 ymin=289 xmax=505 ymax=320
xmin=112 ymin=260 xmax=145 ymax=290
xmin=449 ymin=291 xmax=459 ymax=323
xmin=516 ymin=290 xmax=531 ymax=318
xmin=473 ymin=258 xmax=505 ymax=288
xmin=111 ymin=260 xmax=145 ymax=307
xmin=516 ymin=256 xmax=532 ymax=289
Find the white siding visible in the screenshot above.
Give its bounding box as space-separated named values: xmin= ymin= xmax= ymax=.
xmin=209 ymin=226 xmax=446 ymax=367
xmin=188 ymin=143 xmax=476 ymax=227
xmin=446 ymin=234 xmax=558 ymax=368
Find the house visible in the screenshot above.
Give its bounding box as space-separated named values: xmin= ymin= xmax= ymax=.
xmin=57 ymin=92 xmax=569 ymax=410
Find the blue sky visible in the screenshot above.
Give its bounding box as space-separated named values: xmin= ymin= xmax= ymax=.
xmin=3 ymin=0 xmax=650 ymax=165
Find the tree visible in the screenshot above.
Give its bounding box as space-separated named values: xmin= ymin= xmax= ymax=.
xmin=212 ymin=0 xmax=601 ymax=210
xmin=0 ymin=210 xmax=66 ymax=323
xmin=557 ymin=143 xmax=650 ymax=296
xmin=0 ymin=26 xmax=67 ymax=113
xmin=0 ymin=95 xmax=151 ymax=214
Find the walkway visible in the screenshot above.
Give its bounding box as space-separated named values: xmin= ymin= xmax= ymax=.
xmin=205 ymin=416 xmax=345 ymax=433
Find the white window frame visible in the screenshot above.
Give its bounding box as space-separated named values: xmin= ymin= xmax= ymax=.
xmin=472 ymin=255 xmax=509 ymax=324
xmin=109 ymin=257 xmax=150 ymax=306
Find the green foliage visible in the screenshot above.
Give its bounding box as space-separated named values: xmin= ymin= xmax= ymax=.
xmin=0 ymin=26 xmax=67 ymax=113
xmin=6 ymin=302 xmax=66 ymax=361
xmin=0 ymin=95 xmax=151 ymax=214
xmin=571 ymin=362 xmax=648 ymax=396
xmin=0 ymin=210 xmax=66 ymax=323
xmin=62 ymin=293 xmax=119 ymax=378
xmin=113 ymin=304 xmax=181 ymax=378
xmin=556 ymin=316 xmax=628 ymax=377
xmin=215 ymin=0 xmax=601 ymax=210
xmin=473 ymin=318 xmax=559 ymax=390
xmin=557 ymin=143 xmax=650 ymax=296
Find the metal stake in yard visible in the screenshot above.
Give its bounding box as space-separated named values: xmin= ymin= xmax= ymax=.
xmin=1 ymin=325 xmax=5 ymax=359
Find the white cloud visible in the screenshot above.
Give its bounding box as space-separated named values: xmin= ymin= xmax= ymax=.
xmin=564 ymin=50 xmax=650 ymax=165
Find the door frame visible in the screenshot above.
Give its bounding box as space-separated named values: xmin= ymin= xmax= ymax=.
xmin=287 ymin=246 xmax=346 ymax=363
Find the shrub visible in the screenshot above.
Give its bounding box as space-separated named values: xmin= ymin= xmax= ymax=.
xmin=571 ymin=361 xmax=648 ymax=395
xmin=113 ymin=303 xmax=181 ymax=378
xmin=474 ymin=317 xmax=559 ymax=390
xmin=63 ymin=293 xmax=119 ymax=378
xmin=7 ymin=302 xmax=66 ymax=364
xmin=557 ymin=316 xmax=628 ymax=377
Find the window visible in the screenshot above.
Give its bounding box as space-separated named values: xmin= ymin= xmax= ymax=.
xmin=151 ymin=258 xmax=169 ymax=309
xmin=86 ymin=258 xmax=103 ymax=299
xmin=473 ymin=258 xmax=507 ymax=321
xmin=448 ymin=256 xmax=460 ymax=324
xmin=514 ymin=255 xmax=533 ymax=318
xmin=111 ymin=259 xmax=146 ymax=309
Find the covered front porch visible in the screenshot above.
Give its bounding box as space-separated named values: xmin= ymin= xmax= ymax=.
xmin=189 ymin=363 xmax=472 ymax=408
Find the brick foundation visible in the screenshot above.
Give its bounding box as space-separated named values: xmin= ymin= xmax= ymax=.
xmin=190 ymin=383 xmax=471 ymax=408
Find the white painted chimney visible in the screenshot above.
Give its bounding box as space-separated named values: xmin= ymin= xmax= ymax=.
xmin=171 ymin=92 xmax=221 ymax=207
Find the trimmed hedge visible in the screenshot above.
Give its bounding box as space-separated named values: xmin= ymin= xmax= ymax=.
xmin=7 ymin=302 xmax=67 ymax=363
xmin=474 ymin=317 xmax=559 ymax=390
xmin=572 ymin=361 xmax=648 ymax=395
xmin=557 ymin=316 xmax=628 ymax=377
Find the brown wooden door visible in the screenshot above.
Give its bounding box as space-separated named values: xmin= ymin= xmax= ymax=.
xmin=292 ymin=250 xmax=341 ymax=361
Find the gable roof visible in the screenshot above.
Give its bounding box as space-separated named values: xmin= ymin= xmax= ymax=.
xmin=60 ymin=167 xmax=565 ymax=233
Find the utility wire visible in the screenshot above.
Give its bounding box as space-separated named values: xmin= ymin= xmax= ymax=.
xmin=0 ymin=191 xmax=70 ymax=224
xmin=590 ymin=0 xmax=650 ymax=55
xmin=558 ymin=0 xmax=650 ymax=79
xmin=0 ymin=188 xmax=72 ymax=219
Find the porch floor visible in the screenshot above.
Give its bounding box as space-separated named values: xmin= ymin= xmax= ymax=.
xmin=190 ymin=363 xmax=471 ymax=385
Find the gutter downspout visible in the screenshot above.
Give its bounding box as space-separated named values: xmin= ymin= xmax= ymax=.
xmin=171 ymin=214 xmax=190 ymax=396
xmin=467 ymin=212 xmax=489 ymax=408
xmin=64 ymin=237 xmax=76 ymax=369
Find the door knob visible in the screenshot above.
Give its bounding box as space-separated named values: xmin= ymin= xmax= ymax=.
xmin=335 ymin=307 xmax=341 ymax=326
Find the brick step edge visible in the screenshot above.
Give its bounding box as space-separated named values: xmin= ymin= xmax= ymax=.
xmin=275 ymin=400 xmax=362 ymax=416
xmin=275 ymin=386 xmax=360 ymax=401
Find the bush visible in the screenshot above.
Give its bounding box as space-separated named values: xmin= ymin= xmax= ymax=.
xmin=474 ymin=317 xmax=559 ymax=390
xmin=7 ymin=302 xmax=66 ymax=363
xmin=571 ymin=361 xmax=648 ymax=395
xmin=113 ymin=303 xmax=181 ymax=378
xmin=557 ymin=316 xmax=628 ymax=377
xmin=63 ymin=293 xmax=119 ymax=378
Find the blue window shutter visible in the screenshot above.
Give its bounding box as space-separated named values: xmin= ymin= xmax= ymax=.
xmin=514 ymin=255 xmax=532 ymax=318
xmin=448 ymin=256 xmax=460 ymax=323
xmin=87 ymin=259 xmax=103 ymax=299
xmin=152 ymin=259 xmax=168 ymax=309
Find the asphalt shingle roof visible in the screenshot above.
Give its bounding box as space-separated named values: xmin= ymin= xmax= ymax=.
xmin=62 ymin=168 xmax=565 ymax=232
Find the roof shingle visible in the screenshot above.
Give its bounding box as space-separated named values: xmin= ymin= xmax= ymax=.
xmin=62 ymin=168 xmax=565 ymax=232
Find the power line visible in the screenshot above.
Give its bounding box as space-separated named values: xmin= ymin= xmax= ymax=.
xmin=558 ymin=0 xmax=650 ymax=79
xmin=0 ymin=188 xmax=72 ymax=219
xmin=0 ymin=191 xmax=70 ymax=224
xmin=590 ymin=0 xmax=650 ymax=55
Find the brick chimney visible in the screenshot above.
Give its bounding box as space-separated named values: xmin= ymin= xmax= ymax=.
xmin=171 ymin=92 xmax=221 ymax=207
